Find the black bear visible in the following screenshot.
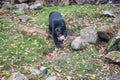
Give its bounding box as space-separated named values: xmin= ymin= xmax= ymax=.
xmin=49 ymin=11 xmax=68 ymax=48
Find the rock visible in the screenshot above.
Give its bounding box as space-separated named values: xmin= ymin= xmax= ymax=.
xmin=61 ymin=0 xmax=69 ymax=5
xmin=46 ymin=76 xmax=57 ymax=80
xmin=19 ymin=15 xmax=30 ymax=22
xmin=105 ymin=51 xmax=120 ymax=63
xmin=13 ymin=3 xmax=28 ymax=14
xmin=71 ymin=36 xmax=88 ymax=50
xmin=66 ymin=76 xmax=73 ymax=80
xmin=29 ymin=67 xmax=40 ymax=75
xmin=29 ymin=3 xmax=43 ymax=10
xmin=27 ymin=74 xmax=37 ymax=80
xmin=9 ymin=72 xmax=28 ymax=80
xmin=102 ymin=10 xmax=115 ymax=18
xmin=1 ymin=77 xmax=7 ymax=80
xmin=76 ymin=0 xmax=90 ymax=5
xmin=111 ymin=74 xmax=120 ymax=80
xmin=34 ymin=0 xmax=45 ymax=6
xmin=18 ymin=0 xmax=28 ymax=3
xmin=107 ymin=0 xmax=116 ymax=4
xmin=80 ymin=27 xmax=98 ymax=44
xmin=107 ymin=29 xmax=120 ymax=52
xmin=40 ymin=66 xmax=48 ymax=74
xmin=17 ymin=24 xmax=47 ymax=37
xmin=2 ymin=2 xmax=13 ymax=10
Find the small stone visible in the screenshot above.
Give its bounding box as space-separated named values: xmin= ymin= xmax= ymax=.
xmin=66 ymin=76 xmax=73 ymax=80
xmin=61 ymin=0 xmax=69 ymax=5
xmin=40 ymin=66 xmax=48 ymax=74
xmin=29 ymin=3 xmax=43 ymax=10
xmin=1 ymin=77 xmax=7 ymax=80
xmin=71 ymin=36 xmax=88 ymax=50
xmin=59 ymin=35 xmax=65 ymax=41
xmin=111 ymin=74 xmax=120 ymax=80
xmin=102 ymin=10 xmax=115 ymax=17
xmin=19 ymin=15 xmax=30 ymax=22
xmin=46 ymin=76 xmax=57 ymax=80
xmin=9 ymin=72 xmax=28 ymax=80
xmin=29 ymin=67 xmax=40 ymax=75
xmin=27 ymin=74 xmax=37 ymax=80
xmin=18 ymin=0 xmax=28 ymax=3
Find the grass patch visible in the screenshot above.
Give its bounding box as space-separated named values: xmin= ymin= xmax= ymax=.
xmin=34 ymin=4 xmax=105 ymax=25
xmin=0 ymin=16 xmax=11 ymax=31
xmin=0 ymin=17 xmax=52 ymax=72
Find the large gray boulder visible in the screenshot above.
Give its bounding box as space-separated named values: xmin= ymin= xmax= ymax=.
xmin=107 ymin=29 xmax=120 ymax=52
xmin=71 ymin=36 xmax=88 ymax=50
xmin=9 ymin=72 xmax=28 ymax=80
xmin=80 ymin=27 xmax=98 ymax=44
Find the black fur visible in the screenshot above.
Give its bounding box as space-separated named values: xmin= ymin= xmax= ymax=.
xmin=49 ymin=11 xmax=68 ymax=48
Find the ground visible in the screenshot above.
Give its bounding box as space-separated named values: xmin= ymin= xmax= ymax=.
xmin=0 ymin=4 xmax=120 ymax=80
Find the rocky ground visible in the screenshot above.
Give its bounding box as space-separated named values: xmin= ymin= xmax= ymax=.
xmin=0 ymin=1 xmax=120 ymax=80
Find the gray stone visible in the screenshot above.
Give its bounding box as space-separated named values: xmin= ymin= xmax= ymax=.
xmin=66 ymin=76 xmax=73 ymax=80
xmin=19 ymin=15 xmax=30 ymax=22
xmin=9 ymin=72 xmax=28 ymax=80
xmin=46 ymin=76 xmax=57 ymax=80
xmin=111 ymin=74 xmax=120 ymax=80
xmin=80 ymin=27 xmax=98 ymax=44
xmin=29 ymin=67 xmax=40 ymax=75
xmin=18 ymin=0 xmax=28 ymax=3
xmin=76 ymin=0 xmax=90 ymax=5
xmin=105 ymin=51 xmax=120 ymax=63
xmin=1 ymin=77 xmax=7 ymax=80
xmin=71 ymin=36 xmax=88 ymax=50
xmin=102 ymin=10 xmax=115 ymax=17
xmin=2 ymin=2 xmax=13 ymax=10
xmin=13 ymin=3 xmax=28 ymax=14
xmin=61 ymin=0 xmax=69 ymax=5
xmin=107 ymin=29 xmax=120 ymax=52
xmin=40 ymin=66 xmax=48 ymax=74
xmin=29 ymin=3 xmax=43 ymax=10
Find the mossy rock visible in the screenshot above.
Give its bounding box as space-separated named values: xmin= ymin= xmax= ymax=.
xmin=105 ymin=51 xmax=120 ymax=63
xmin=106 ymin=29 xmax=120 ymax=52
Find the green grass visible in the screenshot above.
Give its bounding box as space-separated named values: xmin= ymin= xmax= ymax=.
xmin=0 ymin=17 xmax=52 ymax=72
xmin=35 ymin=4 xmax=105 ymax=25
xmin=0 ymin=16 xmax=11 ymax=31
